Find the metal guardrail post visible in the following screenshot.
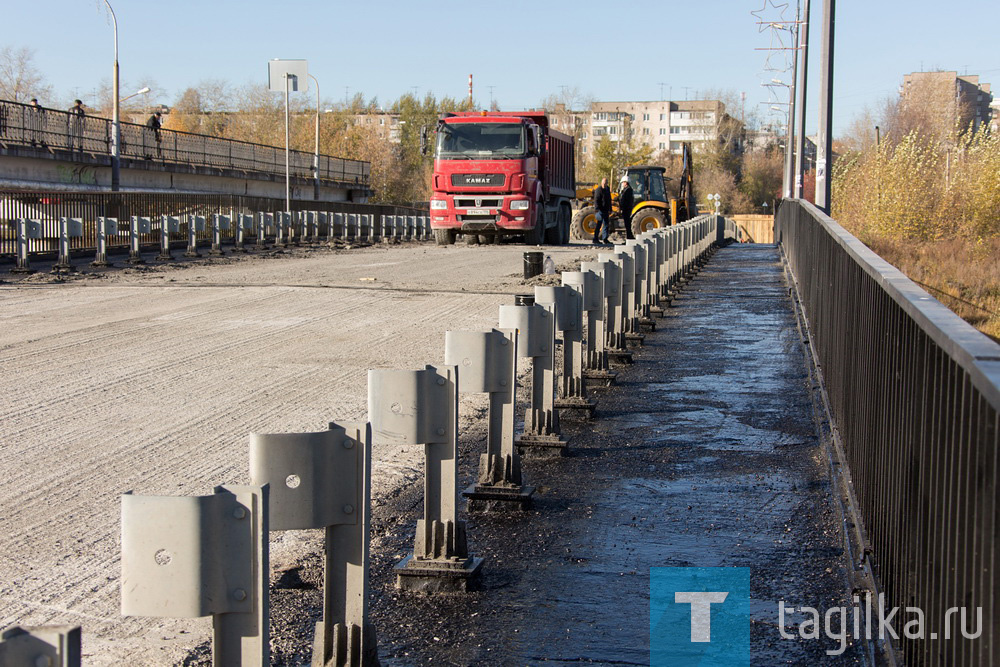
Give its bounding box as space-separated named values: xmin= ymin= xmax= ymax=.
xmin=625 ymin=239 xmax=655 ymax=329
xmin=275 ymin=212 xmax=288 ymax=248
xmin=158 ymin=216 xmax=179 ymax=261
xmin=614 ymin=245 xmax=646 ymax=346
xmin=249 ymin=423 xmax=377 ymax=666
xmin=286 ymin=212 xmax=299 ymax=247
xmin=566 ymin=267 xmax=616 ymax=389
xmin=128 ymin=217 xmax=151 ymax=265
xmin=649 ymin=228 xmax=671 ymax=305
xmin=210 ymin=215 xmax=229 ymax=256
xmin=369 ymin=365 xmax=484 ymax=592
xmin=330 ymin=213 xmax=344 ymax=246
xmin=598 ymin=251 xmax=637 ymax=360
xmin=233 ymin=214 xmax=252 ymax=253
xmin=446 ymin=329 xmax=535 ymax=511
xmin=255 ymin=212 xmax=271 ymax=251
xmin=92 ymin=217 xmax=116 ymax=267
xmin=342 ymin=214 xmax=353 ymax=242
xmin=499 ymin=302 xmax=569 ymax=456
xmin=184 ymin=215 xmax=205 ymax=258
xmin=0 ymin=625 xmax=81 ymax=667
xmin=639 ymin=235 xmax=663 ymax=316
xmin=317 ymin=212 xmax=329 ymax=245
xmin=12 ymin=218 xmax=41 ymax=274
xmin=54 ymin=217 xmax=83 ymax=274
xmin=121 ymin=485 xmax=270 ymax=666
xmin=538 ymin=284 xmax=596 ymax=417
xmin=308 ymin=211 xmax=321 ymax=246
xmin=577 ymin=262 xmax=617 ymax=385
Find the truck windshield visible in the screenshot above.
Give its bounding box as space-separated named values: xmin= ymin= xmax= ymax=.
xmin=436 ymin=123 xmax=525 ymax=158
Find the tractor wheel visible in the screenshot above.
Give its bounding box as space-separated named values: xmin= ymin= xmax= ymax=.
xmin=570 ymin=206 xmax=598 ymax=241
xmin=434 ymin=229 xmax=456 ymax=246
xmin=631 ymin=208 xmax=667 ymax=235
xmin=525 ymin=207 xmax=544 ymax=246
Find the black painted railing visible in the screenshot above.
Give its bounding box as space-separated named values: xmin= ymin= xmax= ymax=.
xmin=778 ymin=199 xmax=1000 ymax=666
xmin=0 ymin=99 xmax=369 ymax=184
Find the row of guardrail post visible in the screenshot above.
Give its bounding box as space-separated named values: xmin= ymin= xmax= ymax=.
xmin=8 ymin=213 xmax=432 ymax=273
xmin=0 ymin=216 xmax=737 ymax=666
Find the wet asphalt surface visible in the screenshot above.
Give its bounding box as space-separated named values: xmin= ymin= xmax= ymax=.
xmin=257 ymin=243 xmax=871 ymax=666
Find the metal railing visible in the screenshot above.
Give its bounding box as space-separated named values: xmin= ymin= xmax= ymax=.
xmin=777 ymin=200 xmax=1000 ymax=666
xmin=0 ymin=190 xmax=424 ymax=257
xmin=0 ymin=100 xmax=369 ymax=184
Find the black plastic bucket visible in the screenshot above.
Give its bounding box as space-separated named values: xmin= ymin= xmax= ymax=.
xmin=523 ymin=251 xmax=544 ymax=279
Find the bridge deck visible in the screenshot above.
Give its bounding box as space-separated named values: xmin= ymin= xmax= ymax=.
xmin=359 ymin=244 xmax=870 ymax=665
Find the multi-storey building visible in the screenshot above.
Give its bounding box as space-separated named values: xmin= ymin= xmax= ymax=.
xmin=348 ymin=111 xmax=403 ymax=142
xmin=547 ymin=99 xmax=742 ymax=170
xmin=900 ymin=71 xmax=993 ymax=134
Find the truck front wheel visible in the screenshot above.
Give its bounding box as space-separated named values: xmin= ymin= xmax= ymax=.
xmin=525 ymin=207 xmax=544 ymax=246
xmin=434 ymin=229 xmax=456 ymax=246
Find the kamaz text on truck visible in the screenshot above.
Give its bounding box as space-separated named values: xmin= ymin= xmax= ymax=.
xmin=426 ymin=111 xmax=575 ymax=246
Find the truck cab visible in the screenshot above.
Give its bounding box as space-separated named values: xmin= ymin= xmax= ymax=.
xmin=428 ymin=112 xmax=574 ymax=246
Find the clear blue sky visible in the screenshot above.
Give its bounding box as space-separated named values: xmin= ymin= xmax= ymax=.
xmin=6 ymin=0 xmax=997 ymax=136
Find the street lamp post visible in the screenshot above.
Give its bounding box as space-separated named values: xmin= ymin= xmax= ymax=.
xmin=104 ymin=0 xmax=121 ymax=192
xmin=308 ymin=74 xmax=320 ymax=200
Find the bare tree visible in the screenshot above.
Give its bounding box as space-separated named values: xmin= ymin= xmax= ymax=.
xmin=539 ymin=85 xmax=595 ymax=112
xmin=0 ymin=46 xmax=52 ymax=103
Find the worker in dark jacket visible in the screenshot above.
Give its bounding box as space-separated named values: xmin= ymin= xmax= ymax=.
xmin=593 ymin=177 xmax=612 ymax=244
xmin=618 ymin=175 xmax=635 ymax=239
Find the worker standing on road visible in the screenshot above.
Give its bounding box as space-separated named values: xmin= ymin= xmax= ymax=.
xmin=618 ymin=175 xmax=635 ymax=240
xmin=593 ymin=177 xmax=612 ymax=245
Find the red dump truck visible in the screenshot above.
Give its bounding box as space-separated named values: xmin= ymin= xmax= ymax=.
xmin=427 ymin=111 xmax=575 ymax=246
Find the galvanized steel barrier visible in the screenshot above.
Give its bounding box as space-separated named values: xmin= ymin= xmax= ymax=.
xmin=777 ymin=200 xmax=1000 ymax=666
xmin=0 ymin=190 xmax=431 ymax=270
xmin=10 ymin=215 xmax=735 ymax=666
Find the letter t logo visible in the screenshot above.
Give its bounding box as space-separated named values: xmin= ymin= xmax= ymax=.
xmin=675 ymin=592 xmax=730 ymax=642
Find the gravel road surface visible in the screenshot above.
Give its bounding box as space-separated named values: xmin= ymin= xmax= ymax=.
xmin=0 ymin=241 xmax=592 ymax=665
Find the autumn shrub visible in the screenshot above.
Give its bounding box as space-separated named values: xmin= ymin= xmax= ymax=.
xmin=832 ymin=125 xmax=1000 ymax=339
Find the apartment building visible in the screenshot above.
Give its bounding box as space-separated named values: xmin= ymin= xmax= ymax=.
xmin=348 ymin=111 xmax=404 ymax=142
xmin=548 ymin=99 xmax=741 ymax=169
xmin=900 ymin=71 xmax=993 ymax=133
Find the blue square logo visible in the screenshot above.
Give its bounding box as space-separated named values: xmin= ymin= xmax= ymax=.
xmin=651 ymin=567 xmax=752 ymax=666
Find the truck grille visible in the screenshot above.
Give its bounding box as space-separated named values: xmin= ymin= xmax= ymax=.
xmin=451 ymin=174 xmax=505 ymax=187
xmin=455 ymin=198 xmax=503 ymax=209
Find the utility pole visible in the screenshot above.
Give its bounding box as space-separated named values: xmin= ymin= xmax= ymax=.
xmin=815 ymin=0 xmax=835 ymax=213
xmin=793 ymin=0 xmax=810 ymax=199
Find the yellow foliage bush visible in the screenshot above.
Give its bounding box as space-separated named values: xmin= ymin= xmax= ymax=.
xmin=832 ymin=126 xmax=1000 ymax=340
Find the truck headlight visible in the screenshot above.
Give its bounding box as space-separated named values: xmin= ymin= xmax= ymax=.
xmin=510 ymin=200 xmax=530 ymax=210
xmin=430 ymin=200 xmax=448 ymax=210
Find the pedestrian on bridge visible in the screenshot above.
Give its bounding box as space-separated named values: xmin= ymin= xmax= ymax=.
xmin=618 ymin=175 xmax=635 ymax=240
xmin=29 ymin=98 xmax=46 ymax=147
xmin=144 ymin=111 xmax=162 ymax=159
xmin=67 ymin=99 xmax=85 ymax=155
xmin=593 ymin=177 xmax=612 ymax=244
